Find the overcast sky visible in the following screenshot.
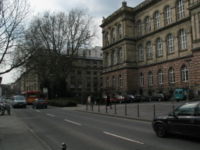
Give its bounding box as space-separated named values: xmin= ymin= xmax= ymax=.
xmin=2 ymin=0 xmax=143 ymax=84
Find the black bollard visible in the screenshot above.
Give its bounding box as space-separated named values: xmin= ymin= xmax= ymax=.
xmin=61 ymin=143 xmax=67 ymax=150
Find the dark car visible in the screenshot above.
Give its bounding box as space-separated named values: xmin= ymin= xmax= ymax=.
xmin=32 ymin=98 xmax=48 ymax=109
xmin=150 ymin=93 xmax=165 ymax=101
xmin=152 ymin=102 xmax=200 ymax=138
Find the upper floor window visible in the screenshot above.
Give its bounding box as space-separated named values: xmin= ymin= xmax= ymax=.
xmin=144 ymin=16 xmax=151 ymax=33
xmin=156 ymin=38 xmax=163 ymax=57
xmin=138 ymin=44 xmax=144 ymax=61
xmin=158 ymin=70 xmax=163 ymax=85
xmin=137 ymin=20 xmax=142 ymax=36
xmin=164 ymin=6 xmax=172 ymax=25
xmin=168 ymin=67 xmax=175 ymax=84
xmin=140 ymin=72 xmax=144 ymax=87
xmin=104 ymin=32 xmax=109 ymax=46
xmin=111 ymin=28 xmax=116 ymax=43
xmin=146 ymin=41 xmax=153 ymax=59
xmin=179 ymin=29 xmax=187 ymax=50
xmin=118 ymin=75 xmax=123 ymax=88
xmin=167 ymin=33 xmax=174 ymax=54
xmin=117 ymin=47 xmax=123 ymax=63
xmin=112 ymin=76 xmax=116 ymax=88
xmin=148 ymin=71 xmax=153 ymax=87
xmin=181 ymin=65 xmax=188 ymax=82
xmin=154 ymin=11 xmax=160 ymax=29
xmin=113 ymin=49 xmax=118 ymax=65
xmin=106 ymin=77 xmax=109 ymax=88
xmin=117 ymin=24 xmax=122 ymax=39
xmin=177 ymin=0 xmax=185 ymax=20
xmin=111 ymin=51 xmax=114 ymax=65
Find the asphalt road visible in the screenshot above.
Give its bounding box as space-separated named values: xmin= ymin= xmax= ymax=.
xmin=1 ymin=106 xmax=200 ymax=150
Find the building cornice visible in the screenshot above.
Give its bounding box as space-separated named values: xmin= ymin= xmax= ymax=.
xmin=102 ymin=37 xmax=135 ymax=50
xmin=103 ymin=54 xmax=193 ymax=74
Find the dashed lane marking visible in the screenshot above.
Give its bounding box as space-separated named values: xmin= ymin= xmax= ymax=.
xmin=103 ymin=131 xmax=144 ymax=145
xmin=46 ymin=113 xmax=55 ymax=117
xmin=64 ymin=119 xmax=82 ymax=126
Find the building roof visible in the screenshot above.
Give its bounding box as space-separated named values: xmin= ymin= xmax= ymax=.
xmin=101 ymin=0 xmax=160 ymax=27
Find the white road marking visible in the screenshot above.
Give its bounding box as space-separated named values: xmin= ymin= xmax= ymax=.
xmin=103 ymin=131 xmax=144 ymax=145
xmin=64 ymin=119 xmax=82 ymax=126
xmin=35 ymin=110 xmax=41 ymax=113
xmin=46 ymin=113 xmax=55 ymax=117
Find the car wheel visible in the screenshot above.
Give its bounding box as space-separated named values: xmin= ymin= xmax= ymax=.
xmin=155 ymin=123 xmax=167 ymax=137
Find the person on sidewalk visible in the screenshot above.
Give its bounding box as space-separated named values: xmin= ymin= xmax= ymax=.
xmin=106 ymin=94 xmax=112 ymax=109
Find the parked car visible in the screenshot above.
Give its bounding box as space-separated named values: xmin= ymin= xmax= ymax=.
xmin=32 ymin=98 xmax=48 ymax=109
xmin=150 ymin=93 xmax=165 ymax=101
xmin=134 ymin=95 xmax=149 ymax=102
xmin=110 ymin=95 xmax=124 ymax=103
xmin=174 ymin=88 xmax=187 ymax=101
xmin=152 ymin=102 xmax=200 ymax=138
xmin=124 ymin=94 xmax=136 ymax=103
xmin=12 ymin=95 xmax=27 ymax=108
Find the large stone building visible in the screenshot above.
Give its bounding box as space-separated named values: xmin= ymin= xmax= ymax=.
xmin=101 ymin=0 xmax=200 ymax=97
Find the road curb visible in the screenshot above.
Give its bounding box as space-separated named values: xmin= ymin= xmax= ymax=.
xmin=76 ymin=110 xmax=152 ymax=123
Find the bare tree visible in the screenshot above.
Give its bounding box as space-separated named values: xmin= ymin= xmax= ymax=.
xmin=0 ymin=0 xmax=29 ymax=75
xmin=23 ymin=9 xmax=95 ymax=98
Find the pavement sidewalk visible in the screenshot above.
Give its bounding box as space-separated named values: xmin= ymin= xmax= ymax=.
xmin=0 ymin=111 xmax=50 ymax=150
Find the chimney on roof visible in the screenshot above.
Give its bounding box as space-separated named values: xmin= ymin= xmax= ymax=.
xmin=122 ymin=1 xmax=127 ymax=7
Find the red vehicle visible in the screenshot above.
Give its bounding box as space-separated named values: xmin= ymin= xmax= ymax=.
xmin=110 ymin=95 xmax=125 ymax=103
xmin=22 ymin=91 xmax=42 ymax=104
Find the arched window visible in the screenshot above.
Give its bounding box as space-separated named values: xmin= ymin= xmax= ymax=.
xmin=113 ymin=49 xmax=118 ymax=65
xmin=104 ymin=53 xmax=109 ymax=67
xmin=156 ymin=38 xmax=163 ymax=57
xmin=148 ymin=71 xmax=153 ymax=86
xmin=164 ymin=5 xmax=172 ymax=25
xmin=118 ymin=75 xmax=123 ymax=88
xmin=105 ymin=32 xmax=109 ymax=46
xmin=179 ymin=29 xmax=187 ymax=50
xmin=158 ymin=70 xmax=163 ymax=85
xmin=177 ymin=0 xmax=185 ymax=19
xmin=140 ymin=72 xmax=144 ymax=87
xmin=106 ymin=77 xmax=109 ymax=88
xmin=111 ymin=28 xmax=116 ymax=43
xmin=144 ymin=16 xmax=151 ymax=33
xmin=117 ymin=24 xmax=122 ymax=39
xmin=154 ymin=11 xmax=160 ymax=29
xmin=166 ymin=33 xmax=174 ymax=54
xmin=137 ymin=20 xmax=142 ymax=36
xmin=117 ymin=47 xmax=123 ymax=63
xmin=138 ymin=44 xmax=144 ymax=61
xmin=111 ymin=51 xmax=114 ymax=65
xmin=181 ymin=65 xmax=188 ymax=82
xmin=112 ymin=76 xmax=116 ymax=88
xmin=168 ymin=67 xmax=175 ymax=84
xmin=146 ymin=41 xmax=153 ymax=59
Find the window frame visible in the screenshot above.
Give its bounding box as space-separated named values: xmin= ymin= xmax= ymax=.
xmin=156 ymin=38 xmax=163 ymax=57
xmin=167 ymin=33 xmax=174 ymax=54
xmin=181 ymin=65 xmax=188 ymax=82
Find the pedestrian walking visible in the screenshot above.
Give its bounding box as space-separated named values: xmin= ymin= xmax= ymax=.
xmin=106 ymin=95 xmax=112 ymax=109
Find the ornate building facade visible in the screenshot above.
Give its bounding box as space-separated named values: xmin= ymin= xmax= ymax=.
xmin=101 ymin=0 xmax=200 ymax=97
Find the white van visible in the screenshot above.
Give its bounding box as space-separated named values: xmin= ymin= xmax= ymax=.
xmin=12 ymin=95 xmax=27 ymax=108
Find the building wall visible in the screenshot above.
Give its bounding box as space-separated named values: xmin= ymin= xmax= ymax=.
xmin=101 ymin=0 xmax=200 ymax=96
